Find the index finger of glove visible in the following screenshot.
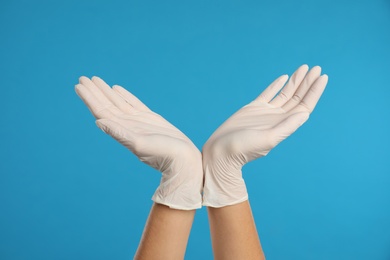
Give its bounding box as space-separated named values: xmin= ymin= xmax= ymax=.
xmin=91 ymin=76 xmax=136 ymax=115
xmin=294 ymin=74 xmax=328 ymax=113
xmin=113 ymin=85 xmax=151 ymax=112
xmin=269 ymin=64 xmax=309 ymax=107
xmin=256 ymin=74 xmax=289 ymax=103
xmin=75 ymin=83 xmax=118 ymax=119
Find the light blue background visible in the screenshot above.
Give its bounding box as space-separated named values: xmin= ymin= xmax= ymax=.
xmin=1 ymin=0 xmax=389 ymax=259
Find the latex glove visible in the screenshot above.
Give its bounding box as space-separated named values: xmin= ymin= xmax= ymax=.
xmin=202 ymin=65 xmax=328 ymax=207
xmin=75 ymin=77 xmax=203 ymax=210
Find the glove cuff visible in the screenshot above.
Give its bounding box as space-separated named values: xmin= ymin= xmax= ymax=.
xmin=151 ymin=160 xmax=203 ymax=210
xmin=202 ymin=166 xmax=248 ymax=208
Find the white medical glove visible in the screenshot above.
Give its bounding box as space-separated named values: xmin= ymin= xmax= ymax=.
xmin=75 ymin=76 xmax=203 ymax=210
xmin=202 ymin=65 xmax=328 ymax=207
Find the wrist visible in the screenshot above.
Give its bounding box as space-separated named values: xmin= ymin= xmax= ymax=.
xmin=152 ymin=149 xmax=203 ymax=210
xmin=202 ymin=163 xmax=248 ymax=208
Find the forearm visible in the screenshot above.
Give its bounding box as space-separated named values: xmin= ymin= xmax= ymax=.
xmin=207 ymin=200 xmax=265 ymax=260
xmin=135 ymin=203 xmax=196 ymax=260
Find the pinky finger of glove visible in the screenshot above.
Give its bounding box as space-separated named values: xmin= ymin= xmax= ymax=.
xmin=96 ymin=119 xmax=135 ymax=150
xmin=271 ymin=112 xmax=310 ymax=146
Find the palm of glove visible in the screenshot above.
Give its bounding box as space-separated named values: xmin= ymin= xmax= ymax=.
xmin=203 ymin=65 xmax=328 ymax=172
xmin=104 ymin=111 xmax=199 ymax=172
xmin=204 ymin=102 xmax=292 ymax=169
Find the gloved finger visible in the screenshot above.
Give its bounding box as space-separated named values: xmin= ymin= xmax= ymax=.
xmin=271 ymin=112 xmax=310 ymax=146
xmin=281 ymin=66 xmax=322 ymax=112
xmin=96 ymin=118 xmax=136 ymax=151
xmin=256 ymin=74 xmax=289 ymax=103
xmin=131 ymin=119 xmax=184 ymax=138
xmin=269 ymin=64 xmax=309 ymax=107
xmin=75 ymin=83 xmax=118 ymax=119
xmin=78 ymin=76 xmax=122 ymax=117
xmin=293 ymin=75 xmax=328 ymax=113
xmin=92 ymin=76 xmax=135 ymax=115
xmin=113 ymin=85 xmax=151 ymax=112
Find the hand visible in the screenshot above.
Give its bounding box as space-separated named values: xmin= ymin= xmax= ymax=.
xmin=75 ymin=76 xmax=203 ymax=210
xmin=202 ymin=65 xmax=328 ymax=207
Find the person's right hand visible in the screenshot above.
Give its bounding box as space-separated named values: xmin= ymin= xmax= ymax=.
xmin=202 ymin=65 xmax=328 ymax=207
xmin=75 ymin=76 xmax=203 ymax=210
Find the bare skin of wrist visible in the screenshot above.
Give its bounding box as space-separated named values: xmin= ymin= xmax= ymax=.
xmin=207 ymin=200 xmax=266 ymax=260
xmin=135 ymin=203 xmax=195 ymax=260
